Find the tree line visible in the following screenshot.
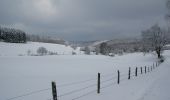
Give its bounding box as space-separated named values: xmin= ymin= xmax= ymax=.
xmin=0 ymin=26 xmax=66 ymax=45
xmin=0 ymin=26 xmax=26 ymax=43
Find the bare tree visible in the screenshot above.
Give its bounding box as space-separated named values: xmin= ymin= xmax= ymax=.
xmin=84 ymin=46 xmax=90 ymax=55
xmin=95 ymin=46 xmax=100 ymax=55
xmin=37 ymin=47 xmax=48 ymax=56
xmin=99 ymin=42 xmax=107 ymax=55
xmin=142 ymin=24 xmax=166 ymax=58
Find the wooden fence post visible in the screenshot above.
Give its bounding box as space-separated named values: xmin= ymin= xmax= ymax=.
xmin=117 ymin=70 xmax=120 ymax=84
xmin=141 ymin=67 xmax=143 ymax=74
xmin=153 ymin=63 xmax=155 ymax=69
xmin=148 ymin=67 xmax=150 ymax=72
xmin=128 ymin=67 xmax=131 ymax=80
xmin=145 ymin=66 xmax=147 ymax=74
xmin=135 ymin=67 xmax=138 ymax=77
xmin=97 ymin=73 xmax=100 ymax=94
xmin=52 ymin=81 xmax=57 ymax=100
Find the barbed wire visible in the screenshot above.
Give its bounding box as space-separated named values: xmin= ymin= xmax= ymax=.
xmin=71 ymin=89 xmax=96 ymax=100
xmin=56 ymin=78 xmax=97 ymax=88
xmin=120 ymin=73 xmax=128 ymax=77
xmin=6 ymin=88 xmax=51 ymax=100
xmin=58 ymin=83 xmax=96 ymax=97
xmin=101 ymin=76 xmax=117 ymax=84
xmin=56 ymin=73 xmax=116 ymax=88
xmin=101 ymin=73 xmax=116 ymax=78
xmin=102 ymin=81 xmax=117 ymax=89
xmin=68 ymin=63 xmax=159 ymax=100
xmin=120 ymin=76 xmax=128 ymax=81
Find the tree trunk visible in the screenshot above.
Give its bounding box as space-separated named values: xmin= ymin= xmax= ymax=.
xmin=158 ymin=52 xmax=161 ymax=58
xmin=156 ymin=49 xmax=161 ymax=58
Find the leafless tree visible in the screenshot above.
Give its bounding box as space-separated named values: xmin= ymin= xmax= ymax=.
xmin=37 ymin=47 xmax=48 ymax=56
xmin=142 ymin=24 xmax=167 ymax=58
xmin=84 ymin=46 xmax=90 ymax=55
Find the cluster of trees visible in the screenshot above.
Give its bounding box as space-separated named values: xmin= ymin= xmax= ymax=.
xmin=84 ymin=46 xmax=91 ymax=55
xmin=94 ymin=25 xmax=167 ymax=59
xmin=27 ymin=47 xmax=58 ymax=56
xmin=0 ymin=26 xmax=26 ymax=43
xmin=37 ymin=47 xmax=48 ymax=56
xmin=99 ymin=42 xmax=111 ymax=55
xmin=89 ymin=39 xmax=143 ymax=56
xmin=0 ymin=26 xmax=67 ymax=45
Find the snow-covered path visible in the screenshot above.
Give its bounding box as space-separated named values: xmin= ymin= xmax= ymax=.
xmin=138 ymin=60 xmax=170 ymax=100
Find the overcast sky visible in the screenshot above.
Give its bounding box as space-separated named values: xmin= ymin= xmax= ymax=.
xmin=0 ymin=0 xmax=167 ymax=41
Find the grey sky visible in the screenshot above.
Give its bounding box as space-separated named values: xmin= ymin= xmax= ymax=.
xmin=0 ymin=0 xmax=167 ymax=41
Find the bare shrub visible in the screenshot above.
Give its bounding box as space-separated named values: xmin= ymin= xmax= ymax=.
xmin=37 ymin=47 xmax=48 ymax=56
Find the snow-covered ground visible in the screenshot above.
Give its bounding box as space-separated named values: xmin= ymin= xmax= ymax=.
xmin=0 ymin=42 xmax=170 ymax=100
xmin=0 ymin=42 xmax=82 ymax=56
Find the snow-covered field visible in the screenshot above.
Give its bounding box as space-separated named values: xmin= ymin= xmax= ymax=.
xmin=0 ymin=42 xmax=82 ymax=56
xmin=0 ymin=42 xmax=170 ymax=100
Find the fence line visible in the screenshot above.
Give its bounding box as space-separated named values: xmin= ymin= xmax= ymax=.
xmin=56 ymin=73 xmax=116 ymax=88
xmin=4 ymin=73 xmax=114 ymax=100
xmin=68 ymin=62 xmax=160 ymax=100
xmin=6 ymin=61 xmax=161 ymax=100
xmin=71 ymin=81 xmax=118 ymax=100
xmin=70 ymin=64 xmax=158 ymax=100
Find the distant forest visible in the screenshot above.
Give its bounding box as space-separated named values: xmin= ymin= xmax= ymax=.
xmin=0 ymin=26 xmax=66 ymax=45
xmin=0 ymin=26 xmax=26 ymax=43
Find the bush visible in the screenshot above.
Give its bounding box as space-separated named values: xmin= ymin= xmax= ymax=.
xmin=27 ymin=49 xmax=31 ymax=56
xmin=72 ymin=51 xmax=76 ymax=55
xmin=37 ymin=47 xmax=48 ymax=56
xmin=48 ymin=51 xmax=58 ymax=55
xmin=84 ymin=46 xmax=90 ymax=55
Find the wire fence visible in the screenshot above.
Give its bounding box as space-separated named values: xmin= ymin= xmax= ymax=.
xmin=71 ymin=89 xmax=96 ymax=100
xmin=6 ymin=88 xmax=51 ymax=100
xmin=56 ymin=77 xmax=97 ymax=88
xmin=5 ymin=61 xmax=161 ymax=100
xmin=57 ymin=83 xmax=97 ymax=97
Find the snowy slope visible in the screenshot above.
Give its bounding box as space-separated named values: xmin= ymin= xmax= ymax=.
xmin=90 ymin=40 xmax=108 ymax=47
xmin=0 ymin=42 xmax=82 ymax=56
xmin=1 ymin=50 xmax=170 ymax=100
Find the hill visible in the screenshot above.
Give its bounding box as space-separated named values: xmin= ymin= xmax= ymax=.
xmin=0 ymin=42 xmax=82 ymax=56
